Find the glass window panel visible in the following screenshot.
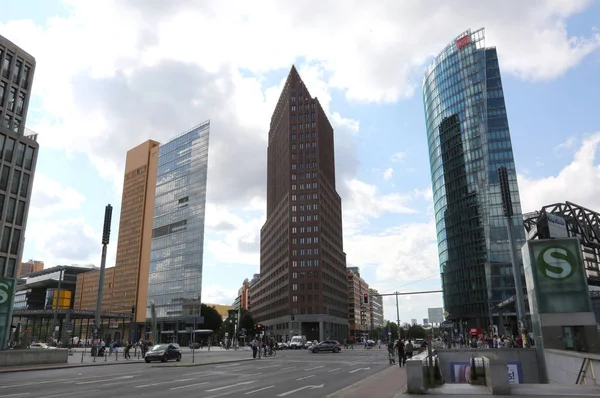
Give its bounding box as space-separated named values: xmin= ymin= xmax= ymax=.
xmin=1 ymin=226 xmax=11 ymax=252
xmin=10 ymin=228 xmax=20 ymax=254
xmin=15 ymin=200 xmax=24 ymax=226
xmin=10 ymin=170 xmax=20 ymax=195
xmin=5 ymin=198 xmax=15 ymax=223
xmin=15 ymin=143 xmax=25 ymax=167
xmin=6 ymin=258 xmax=15 ymax=277
xmin=23 ymin=146 xmax=34 ymax=170
xmin=19 ymin=173 xmax=29 ymax=197
xmin=0 ymin=166 xmax=10 ymax=191
xmin=0 ymin=257 xmax=5 ymax=277
xmin=4 ymin=138 xmax=14 ymax=162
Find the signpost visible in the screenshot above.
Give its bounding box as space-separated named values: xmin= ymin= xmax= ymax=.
xmin=0 ymin=277 xmax=16 ymax=350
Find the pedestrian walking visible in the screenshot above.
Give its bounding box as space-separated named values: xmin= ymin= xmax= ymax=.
xmin=251 ymin=338 xmax=258 ymax=359
xmin=396 ymin=339 xmax=406 ymax=367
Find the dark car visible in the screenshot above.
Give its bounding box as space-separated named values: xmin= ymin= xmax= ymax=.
xmin=144 ymin=343 xmax=182 ymax=363
xmin=310 ymin=340 xmax=342 ymax=353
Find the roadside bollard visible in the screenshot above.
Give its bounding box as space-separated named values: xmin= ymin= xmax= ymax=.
xmin=81 ymin=348 xmax=85 ymax=363
xmin=104 ymin=351 xmax=107 ymax=361
xmin=116 ymin=351 xmax=118 ymax=361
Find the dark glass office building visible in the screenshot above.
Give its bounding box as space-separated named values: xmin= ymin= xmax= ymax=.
xmin=0 ymin=35 xmax=38 ymax=280
xmin=146 ymin=121 xmax=210 ymax=327
xmin=423 ymin=28 xmax=525 ymax=330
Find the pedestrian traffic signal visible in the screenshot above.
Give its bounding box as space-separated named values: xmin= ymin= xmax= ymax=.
xmin=363 ymin=293 xmax=369 ymax=304
xmin=504 ymin=321 xmax=511 ymax=328
xmin=256 ymin=323 xmax=262 ymax=330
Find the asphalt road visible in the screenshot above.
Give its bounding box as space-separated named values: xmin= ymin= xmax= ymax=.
xmin=0 ymin=347 xmax=393 ymax=398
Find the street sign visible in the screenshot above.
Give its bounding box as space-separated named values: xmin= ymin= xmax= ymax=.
xmin=186 ymin=316 xmax=205 ymax=325
xmin=443 ymin=311 xmax=449 ymax=318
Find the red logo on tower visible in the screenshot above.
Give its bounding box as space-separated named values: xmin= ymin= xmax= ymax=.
xmin=456 ymin=34 xmax=471 ymax=49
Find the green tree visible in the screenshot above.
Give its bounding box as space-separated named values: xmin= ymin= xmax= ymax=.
xmin=384 ymin=321 xmax=399 ymax=340
xmin=200 ymin=304 xmax=223 ymax=332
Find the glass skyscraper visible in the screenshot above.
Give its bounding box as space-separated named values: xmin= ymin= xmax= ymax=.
xmin=147 ymin=121 xmax=210 ymax=324
xmin=423 ymin=28 xmax=525 ymax=330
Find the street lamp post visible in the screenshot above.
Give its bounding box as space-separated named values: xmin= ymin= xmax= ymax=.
xmin=93 ymin=205 xmax=112 ymax=352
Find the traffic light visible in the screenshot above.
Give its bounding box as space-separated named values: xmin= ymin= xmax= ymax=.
xmin=363 ymin=293 xmax=369 ymax=304
xmin=131 ymin=305 xmax=136 ymax=314
xmin=256 ymin=323 xmax=262 ymax=330
xmin=504 ymin=321 xmax=511 ymax=328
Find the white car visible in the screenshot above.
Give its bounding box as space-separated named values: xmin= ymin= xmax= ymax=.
xmin=30 ymin=343 xmax=50 ymax=349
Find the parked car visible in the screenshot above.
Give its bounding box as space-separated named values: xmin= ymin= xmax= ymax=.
xmin=144 ymin=343 xmax=182 ymax=363
xmin=310 ymin=340 xmax=342 ymax=353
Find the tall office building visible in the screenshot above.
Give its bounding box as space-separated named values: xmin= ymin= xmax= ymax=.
xmin=251 ymin=66 xmax=348 ymax=342
xmin=74 ymin=141 xmax=159 ymax=329
xmin=147 ymin=121 xmax=210 ymax=329
xmin=347 ymin=268 xmax=369 ymax=341
xmin=0 ymin=35 xmax=39 ymax=350
xmin=369 ymin=288 xmax=384 ymax=330
xmin=423 ymin=28 xmax=525 ymax=329
xmin=0 ymin=36 xmax=38 ymax=279
xmin=111 ymin=140 xmax=159 ymax=325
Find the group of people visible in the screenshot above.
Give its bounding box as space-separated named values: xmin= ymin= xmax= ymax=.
xmin=388 ymin=338 xmax=427 ymax=367
xmin=250 ymin=336 xmax=275 ymax=358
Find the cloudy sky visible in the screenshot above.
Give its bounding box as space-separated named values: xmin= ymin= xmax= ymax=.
xmin=2 ymin=0 xmax=600 ymax=325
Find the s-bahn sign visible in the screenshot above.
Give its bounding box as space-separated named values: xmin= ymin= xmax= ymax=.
xmin=0 ymin=277 xmax=16 ymax=350
xmin=523 ymin=238 xmax=592 ymax=314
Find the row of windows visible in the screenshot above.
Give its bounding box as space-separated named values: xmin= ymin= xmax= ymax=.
xmin=293 ymin=248 xmax=319 ymax=256
xmin=291 ymin=193 xmax=318 ymax=201
xmin=292 ymin=260 xmax=320 ymax=268
xmin=291 ymin=141 xmax=316 ymax=150
xmin=1 ymin=50 xmax=31 ymax=89
xmin=291 ymin=214 xmax=319 ymax=223
xmin=292 ymin=172 xmax=317 ymax=180
xmin=291 ymin=226 xmax=319 ymax=234
xmin=291 ymin=112 xmax=315 ymax=121
xmin=292 ymin=183 xmax=317 ymax=190
xmin=290 ymin=103 xmax=315 ymax=111
xmin=0 ymin=134 xmax=36 ymax=170
xmin=291 ymin=152 xmax=316 ymax=161
xmin=0 ymin=82 xmax=26 ymax=116
xmin=291 ymin=162 xmax=317 ymax=170
xmin=291 ymin=203 xmax=318 ymax=212
xmin=291 ymin=132 xmax=315 ymax=141
xmin=291 ymin=237 xmax=320 ymax=244
xmin=291 ymin=122 xmax=316 ymax=130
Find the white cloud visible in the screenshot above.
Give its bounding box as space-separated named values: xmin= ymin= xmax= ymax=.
xmin=519 ymin=132 xmax=600 ymax=212
xmin=390 ymin=152 xmax=406 ymax=163
xmin=202 ymin=284 xmax=239 ymax=306
xmin=29 ymin=173 xmax=85 ymax=218
xmin=383 ymin=167 xmax=394 ymax=181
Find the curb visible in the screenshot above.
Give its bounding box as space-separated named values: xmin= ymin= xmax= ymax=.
xmin=325 ymin=365 xmax=406 ymax=398
xmin=151 ymin=358 xmax=255 ymax=368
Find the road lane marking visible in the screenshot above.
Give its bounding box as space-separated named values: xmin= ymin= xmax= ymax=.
xmin=0 ymin=394 xmax=31 ymax=398
xmin=135 ymin=378 xmax=195 ymax=388
xmin=349 ymin=367 xmax=370 ymax=373
xmin=296 ymin=374 xmax=315 ymax=381
xmin=304 ymin=365 xmax=324 ymax=371
xmin=76 ymin=375 xmax=134 ymax=384
xmin=0 ymin=381 xmax=55 ymax=390
xmin=238 ymin=373 xmax=262 ymax=377
xmin=182 ymin=370 xmax=217 ymax=376
xmin=69 ymin=371 xmax=142 ymax=382
xmin=280 ymin=366 xmax=296 ymax=371
xmin=170 ymin=382 xmax=209 ymax=390
xmin=328 ymin=368 xmax=340 ymax=372
xmin=38 ymin=391 xmax=98 ymax=398
xmin=245 ymin=385 xmax=274 ymax=394
xmin=257 ymin=365 xmax=279 ymax=369
xmin=278 ymin=384 xmax=324 ymax=397
xmin=216 ymin=363 xmax=241 ymax=368
xmin=205 ymin=381 xmax=256 ymax=392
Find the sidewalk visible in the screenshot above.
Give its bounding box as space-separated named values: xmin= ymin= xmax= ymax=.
xmin=0 ymin=348 xmax=254 ymax=373
xmin=327 ymin=365 xmax=407 ymax=398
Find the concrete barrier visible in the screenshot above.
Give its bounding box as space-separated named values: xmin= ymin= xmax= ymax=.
xmin=545 ymin=348 xmax=600 ymax=386
xmin=0 ymin=349 xmax=69 ymax=366
xmin=406 ymin=349 xmax=443 ymax=394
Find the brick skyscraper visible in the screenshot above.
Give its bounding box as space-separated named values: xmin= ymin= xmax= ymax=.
xmin=251 ymin=66 xmax=348 ymax=342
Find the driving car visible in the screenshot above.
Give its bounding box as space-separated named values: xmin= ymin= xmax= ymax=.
xmin=144 ymin=343 xmax=182 ymax=363
xmin=310 ymin=340 xmax=342 ymax=353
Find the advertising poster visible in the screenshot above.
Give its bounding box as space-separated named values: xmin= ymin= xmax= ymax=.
xmin=449 ymin=361 xmax=522 ymax=384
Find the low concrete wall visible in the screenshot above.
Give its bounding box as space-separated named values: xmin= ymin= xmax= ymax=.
xmin=436 ymin=348 xmax=540 ymax=384
xmin=545 ymin=349 xmax=600 ymax=386
xmin=406 ymin=350 xmax=434 ymax=394
xmin=0 ymin=349 xmax=68 ymax=366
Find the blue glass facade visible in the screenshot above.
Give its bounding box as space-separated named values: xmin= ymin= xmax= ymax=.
xmin=423 ymin=28 xmax=526 ymax=328
xmin=147 ymin=121 xmax=210 ymax=320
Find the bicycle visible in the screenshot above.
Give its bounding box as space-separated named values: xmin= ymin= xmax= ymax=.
xmin=266 ymin=347 xmax=276 ymax=357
